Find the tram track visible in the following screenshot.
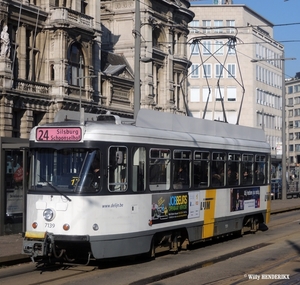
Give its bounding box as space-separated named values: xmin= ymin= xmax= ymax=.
xmin=129 ymin=242 xmax=272 ymax=285
xmin=195 ymin=231 xmax=300 ymax=285
xmin=1 ymin=209 xmax=299 ymax=285
xmin=0 ymin=262 xmax=97 ymax=285
xmin=218 ymin=251 xmax=300 ymax=285
xmin=0 ymin=235 xmax=284 ymax=285
xmin=29 ymin=265 xmax=97 ymax=285
xmin=139 ymin=212 xmax=300 ymax=285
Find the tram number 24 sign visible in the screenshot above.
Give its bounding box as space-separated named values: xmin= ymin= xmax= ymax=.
xmin=36 ymin=127 xmax=82 ymax=142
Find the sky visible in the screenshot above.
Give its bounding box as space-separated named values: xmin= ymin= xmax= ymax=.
xmin=190 ymin=0 xmax=300 ymax=79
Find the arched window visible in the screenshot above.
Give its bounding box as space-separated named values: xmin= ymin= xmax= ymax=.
xmin=68 ymin=43 xmax=84 ymax=86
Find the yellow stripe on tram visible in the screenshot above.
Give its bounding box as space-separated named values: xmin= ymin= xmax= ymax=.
xmin=202 ymin=189 xmax=216 ymax=239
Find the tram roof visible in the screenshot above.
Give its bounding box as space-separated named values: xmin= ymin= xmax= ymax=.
xmin=135 ymin=109 xmax=266 ymax=143
xmin=47 ymin=109 xmax=267 ymax=143
xmin=31 ymin=109 xmax=269 ymax=152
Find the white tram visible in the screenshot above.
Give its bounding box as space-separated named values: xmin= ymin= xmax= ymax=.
xmin=22 ymin=109 xmax=271 ymax=262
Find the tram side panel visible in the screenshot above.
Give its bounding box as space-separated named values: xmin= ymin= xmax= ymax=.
xmin=150 ymin=186 xmax=269 ymax=244
xmin=90 ymin=194 xmax=154 ymax=258
xmin=24 ymin=186 xmax=269 ymax=259
xmin=25 ymin=193 xmax=155 ymax=259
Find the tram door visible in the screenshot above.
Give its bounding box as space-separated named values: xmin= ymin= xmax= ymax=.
xmin=1 ymin=148 xmax=28 ymax=235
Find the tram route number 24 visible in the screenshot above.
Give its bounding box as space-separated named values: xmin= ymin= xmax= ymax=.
xmin=45 ymin=223 xmax=55 ymax=228
xmin=37 ymin=129 xmax=50 ymax=141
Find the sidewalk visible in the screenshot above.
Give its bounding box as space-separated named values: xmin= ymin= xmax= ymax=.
xmin=0 ymin=198 xmax=299 ymax=266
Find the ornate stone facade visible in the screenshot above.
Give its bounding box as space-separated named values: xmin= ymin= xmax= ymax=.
xmin=0 ymin=0 xmax=103 ymax=139
xmin=0 ymin=0 xmax=193 ymax=139
xmin=101 ymin=0 xmax=194 ymax=113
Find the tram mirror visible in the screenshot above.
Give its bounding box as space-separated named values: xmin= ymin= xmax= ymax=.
xmin=116 ymin=151 xmax=123 ymax=164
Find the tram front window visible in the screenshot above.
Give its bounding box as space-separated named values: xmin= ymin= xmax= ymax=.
xmin=29 ymin=149 xmax=102 ymax=193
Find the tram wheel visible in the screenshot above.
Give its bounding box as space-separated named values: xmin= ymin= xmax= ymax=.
xmin=251 ymin=218 xmax=260 ymax=233
xmin=147 ymin=238 xmax=155 ymax=260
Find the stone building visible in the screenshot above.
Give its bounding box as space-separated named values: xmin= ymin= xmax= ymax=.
xmin=0 ymin=0 xmax=194 ymax=139
xmin=0 ymin=0 xmax=103 ymax=138
xmin=101 ymin=0 xmax=194 ymax=113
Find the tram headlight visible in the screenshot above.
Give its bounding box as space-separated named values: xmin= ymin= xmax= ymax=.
xmin=43 ymin=208 xmax=55 ymax=221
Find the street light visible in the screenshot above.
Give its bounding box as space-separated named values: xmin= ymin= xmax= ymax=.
xmin=286 ymin=104 xmax=294 ymax=184
xmin=251 ymin=55 xmax=296 ymax=200
xmin=133 ymin=0 xmax=141 ymax=121
xmin=78 ymin=55 xmax=97 ymax=125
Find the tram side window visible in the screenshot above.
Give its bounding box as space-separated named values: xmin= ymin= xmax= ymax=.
xmin=173 ymin=150 xmax=191 ymax=189
xmin=211 ymin=152 xmax=225 ymax=187
xmin=241 ymin=154 xmax=253 ymax=185
xmin=227 ymin=153 xmax=240 ymax=186
xmin=132 ymin=147 xmax=146 ymax=192
xmin=254 ymin=154 xmax=266 ymax=185
xmin=108 ymin=146 xmax=128 ymax=192
xmin=193 ymin=151 xmax=209 ymax=188
xmin=149 ymin=148 xmax=170 ymax=191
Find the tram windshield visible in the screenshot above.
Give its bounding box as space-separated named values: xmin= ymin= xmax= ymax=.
xmin=29 ymin=148 xmax=101 ymax=193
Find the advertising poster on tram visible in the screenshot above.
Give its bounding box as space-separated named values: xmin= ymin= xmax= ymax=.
xmin=151 ymin=192 xmax=201 ymax=224
xmin=152 ymin=193 xmax=188 ymax=224
xmin=230 ymin=187 xmax=260 ymax=212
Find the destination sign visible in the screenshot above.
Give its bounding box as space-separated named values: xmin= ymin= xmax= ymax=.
xmin=36 ymin=127 xmax=82 ymax=142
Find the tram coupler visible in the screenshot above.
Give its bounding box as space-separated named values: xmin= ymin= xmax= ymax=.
xmin=22 ymin=231 xmax=52 ymax=260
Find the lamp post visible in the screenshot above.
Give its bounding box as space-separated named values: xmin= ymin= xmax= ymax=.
xmin=133 ymin=0 xmax=141 ymax=121
xmin=251 ymin=56 xmax=296 ymax=200
xmin=78 ymin=55 xmax=96 ymax=125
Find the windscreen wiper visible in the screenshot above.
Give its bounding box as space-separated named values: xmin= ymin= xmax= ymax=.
xmin=38 ymin=175 xmax=72 ymax=202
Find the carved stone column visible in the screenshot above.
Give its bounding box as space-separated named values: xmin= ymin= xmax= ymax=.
xmin=0 ymin=57 xmax=12 ymax=88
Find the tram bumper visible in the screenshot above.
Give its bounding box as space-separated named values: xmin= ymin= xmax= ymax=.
xmin=22 ymin=231 xmax=51 ymax=259
xmin=23 ymin=232 xmax=91 ymax=262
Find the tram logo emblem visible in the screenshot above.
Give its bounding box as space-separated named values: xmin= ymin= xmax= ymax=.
xmin=200 ymin=200 xmax=211 ymax=210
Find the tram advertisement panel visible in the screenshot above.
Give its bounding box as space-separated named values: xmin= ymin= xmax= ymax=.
xmin=152 ymin=193 xmax=188 ymax=224
xmin=230 ymin=187 xmax=260 ymax=212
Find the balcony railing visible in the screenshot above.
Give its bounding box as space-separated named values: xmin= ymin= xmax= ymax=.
xmin=15 ymin=79 xmax=50 ymax=95
xmin=49 ymin=8 xmax=93 ymax=28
